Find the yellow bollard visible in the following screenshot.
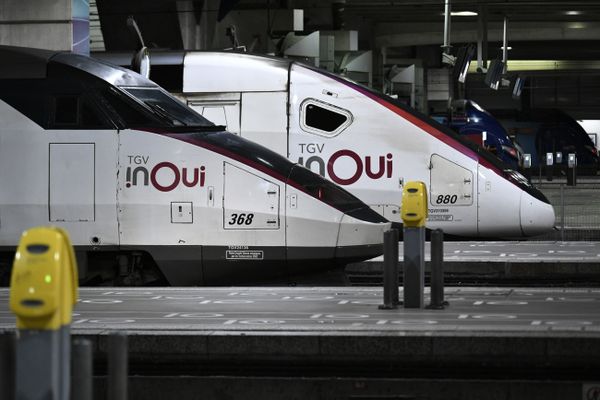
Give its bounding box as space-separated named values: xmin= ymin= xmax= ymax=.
xmin=9 ymin=226 xmax=78 ymax=400
xmin=401 ymin=181 xmax=428 ymax=228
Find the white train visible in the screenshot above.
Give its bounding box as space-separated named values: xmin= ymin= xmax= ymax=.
xmin=0 ymin=46 xmax=390 ymax=285
xmin=104 ymin=51 xmax=555 ymax=238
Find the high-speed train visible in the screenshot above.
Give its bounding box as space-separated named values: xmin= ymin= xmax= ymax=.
xmin=0 ymin=46 xmax=389 ymax=286
xmin=102 ymin=51 xmax=555 ymax=238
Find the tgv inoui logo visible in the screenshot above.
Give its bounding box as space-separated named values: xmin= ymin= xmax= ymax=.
xmin=125 ymin=155 xmax=206 ymax=192
xmin=297 ymin=144 xmax=393 ymax=185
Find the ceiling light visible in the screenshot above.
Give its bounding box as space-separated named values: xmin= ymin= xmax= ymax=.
xmin=449 ymin=11 xmax=478 ymax=17
xmin=565 ymin=10 xmax=582 ymax=16
xmin=567 ymin=22 xmax=587 ymax=29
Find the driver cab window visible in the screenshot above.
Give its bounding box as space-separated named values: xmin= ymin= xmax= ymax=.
xmin=51 ymin=95 xmax=109 ymax=129
xmin=300 ymin=99 xmax=352 ymax=137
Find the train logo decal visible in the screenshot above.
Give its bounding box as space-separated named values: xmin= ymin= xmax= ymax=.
xmin=125 ymin=155 xmax=206 ymax=192
xmin=297 ymin=143 xmax=393 ymax=185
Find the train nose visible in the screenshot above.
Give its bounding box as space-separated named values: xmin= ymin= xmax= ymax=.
xmin=520 ymin=191 xmax=556 ymax=236
xmin=335 ymin=212 xmax=390 ymax=264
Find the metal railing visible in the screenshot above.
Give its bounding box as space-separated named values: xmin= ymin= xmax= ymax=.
xmin=533 ymin=178 xmax=600 ymax=241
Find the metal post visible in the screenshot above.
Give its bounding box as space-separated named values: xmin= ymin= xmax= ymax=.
xmin=427 ymin=229 xmax=447 ymax=310
xmin=546 ymin=152 xmax=554 ymax=181
xmin=523 ymin=154 xmax=532 ymax=183
xmin=567 ymin=153 xmax=576 ymax=186
xmin=403 ymin=226 xmax=425 ymax=308
xmin=108 ymin=332 xmax=128 ymax=400
xmin=17 ymin=329 xmax=63 ymax=400
xmin=72 ymin=338 xmax=93 ymax=400
xmin=476 ymin=4 xmax=487 ymax=71
xmin=502 ymin=16 xmax=508 ymax=73
xmin=379 ymin=229 xmax=399 ymax=310
xmin=560 ymin=184 xmax=565 ymax=242
xmin=0 ymin=331 xmax=15 ymax=400
xmin=443 ymin=0 xmax=451 ymax=53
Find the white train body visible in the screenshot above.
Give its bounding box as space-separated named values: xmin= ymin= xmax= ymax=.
xmin=0 ymin=46 xmax=389 ymax=285
xmin=174 ymin=52 xmax=555 ymax=238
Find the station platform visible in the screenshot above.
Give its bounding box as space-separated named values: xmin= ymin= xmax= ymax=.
xmin=347 ymin=241 xmax=600 ymax=285
xmin=1 ymin=286 xmax=599 ymax=399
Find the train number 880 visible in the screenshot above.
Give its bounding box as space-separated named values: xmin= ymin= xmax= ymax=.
xmin=435 ymin=194 xmax=457 ymax=204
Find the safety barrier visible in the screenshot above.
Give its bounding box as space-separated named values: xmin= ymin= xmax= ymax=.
xmin=533 ymin=179 xmax=600 ymax=240
xmin=380 ymin=182 xmax=447 ymax=310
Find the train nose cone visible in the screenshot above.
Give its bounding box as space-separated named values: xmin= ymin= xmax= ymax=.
xmin=335 ymin=213 xmax=390 ymax=263
xmin=520 ymin=191 xmax=556 ymax=236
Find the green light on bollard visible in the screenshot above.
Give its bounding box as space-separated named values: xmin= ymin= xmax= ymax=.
xmin=44 ymin=274 xmax=52 ymax=284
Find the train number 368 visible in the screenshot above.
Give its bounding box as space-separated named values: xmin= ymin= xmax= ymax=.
xmin=435 ymin=194 xmax=458 ymax=204
xmin=228 ymin=213 xmax=255 ymax=225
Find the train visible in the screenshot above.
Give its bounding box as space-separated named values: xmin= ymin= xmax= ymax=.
xmin=0 ymin=45 xmax=390 ymax=286
xmin=432 ymin=99 xmax=523 ymax=169
xmin=97 ymin=50 xmax=555 ymax=238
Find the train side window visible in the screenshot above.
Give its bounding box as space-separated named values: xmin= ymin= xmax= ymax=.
xmin=300 ymin=99 xmax=352 ymax=137
xmin=51 ymin=95 xmax=110 ymax=129
xmin=79 ymin=99 xmax=108 ymax=128
xmin=53 ymin=96 xmax=79 ymax=126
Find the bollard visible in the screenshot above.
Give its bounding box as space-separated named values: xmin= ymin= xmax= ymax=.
xmin=72 ymin=338 xmax=93 ymax=400
xmin=108 ymin=332 xmax=128 ymax=400
xmin=545 ymin=152 xmax=553 ymax=181
xmin=0 ymin=330 xmax=16 ymax=400
xmin=379 ymin=229 xmax=399 ymax=310
xmin=523 ymin=154 xmax=532 ymax=183
xmin=401 ymin=181 xmax=428 ymax=309
xmin=567 ymin=153 xmax=577 ymax=186
xmin=9 ymin=227 xmax=78 ymax=400
xmin=427 ymin=229 xmax=447 ymax=310
xmin=560 ymin=184 xmax=565 ymax=242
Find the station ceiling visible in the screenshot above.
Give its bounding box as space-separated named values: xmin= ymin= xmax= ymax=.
xmin=95 ymin=0 xmax=600 ymax=117
xmin=342 ymin=0 xmax=600 ymax=23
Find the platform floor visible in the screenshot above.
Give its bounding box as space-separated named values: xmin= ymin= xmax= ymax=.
xmin=348 ymin=241 xmax=600 ymax=285
xmin=2 ymin=286 xmax=600 ymax=334
xmin=1 ymin=287 xmax=599 ymax=399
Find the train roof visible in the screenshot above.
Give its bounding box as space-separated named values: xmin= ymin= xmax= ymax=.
xmin=0 ymin=45 xmax=158 ymax=88
xmin=182 ymin=52 xmax=290 ymax=93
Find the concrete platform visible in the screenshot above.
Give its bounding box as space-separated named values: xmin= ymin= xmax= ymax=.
xmin=347 ymin=241 xmax=600 ymax=285
xmin=1 ymin=287 xmax=599 ymax=399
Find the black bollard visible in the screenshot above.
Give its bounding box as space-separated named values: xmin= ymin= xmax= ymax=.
xmin=72 ymin=338 xmax=93 ymax=400
xmin=545 ymin=153 xmax=553 ymax=181
xmin=567 ymin=153 xmax=577 ymax=186
xmin=427 ymin=229 xmax=447 ymax=309
xmin=108 ymin=332 xmax=128 ymax=400
xmin=0 ymin=331 xmax=16 ymax=400
xmin=379 ymin=229 xmax=399 ymax=309
xmin=403 ymin=225 xmax=425 ymax=308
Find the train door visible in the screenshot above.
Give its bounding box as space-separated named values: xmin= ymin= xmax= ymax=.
xmin=49 ymin=143 xmax=95 ymax=222
xmin=223 ymin=162 xmax=281 ymax=231
xmin=429 ymin=154 xmax=477 ymax=234
xmin=211 ymin=161 xmax=286 ymax=283
xmin=187 ymin=93 xmax=241 ymax=134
